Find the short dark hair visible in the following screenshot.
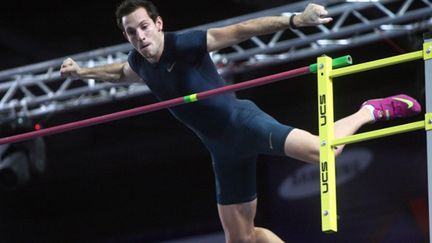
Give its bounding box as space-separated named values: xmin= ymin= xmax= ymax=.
xmin=115 ymin=0 xmax=159 ymax=31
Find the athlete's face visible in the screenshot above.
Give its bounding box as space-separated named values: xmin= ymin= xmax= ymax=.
xmin=122 ymin=7 xmax=164 ymax=63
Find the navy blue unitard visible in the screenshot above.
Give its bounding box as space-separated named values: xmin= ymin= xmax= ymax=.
xmin=128 ymin=30 xmax=293 ymax=205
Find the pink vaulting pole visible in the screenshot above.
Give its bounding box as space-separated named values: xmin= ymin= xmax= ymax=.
xmin=0 ymin=66 xmax=310 ymax=145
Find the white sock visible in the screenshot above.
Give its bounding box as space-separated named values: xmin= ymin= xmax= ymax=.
xmin=363 ymin=104 xmax=376 ymax=122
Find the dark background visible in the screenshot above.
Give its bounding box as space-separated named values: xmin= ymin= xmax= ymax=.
xmin=0 ymin=1 xmax=429 ymax=242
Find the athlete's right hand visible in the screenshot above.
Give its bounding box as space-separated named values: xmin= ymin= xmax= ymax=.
xmin=60 ymin=58 xmax=82 ymax=79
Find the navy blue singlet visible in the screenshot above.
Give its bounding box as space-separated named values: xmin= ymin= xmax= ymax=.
xmin=128 ymin=30 xmax=293 ymax=204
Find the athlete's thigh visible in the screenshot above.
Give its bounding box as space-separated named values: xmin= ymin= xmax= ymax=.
xmin=237 ymin=103 xmax=293 ymax=156
xmin=211 ymin=153 xmax=258 ymax=205
xmin=218 ymin=199 xmax=257 ymax=241
xmin=284 ymin=128 xmax=320 ymax=163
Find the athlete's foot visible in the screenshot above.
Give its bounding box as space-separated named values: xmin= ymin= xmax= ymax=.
xmin=361 ymin=94 xmax=421 ymax=123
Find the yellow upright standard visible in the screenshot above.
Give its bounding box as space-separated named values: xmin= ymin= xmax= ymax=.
xmin=317 ymin=56 xmax=337 ymax=232
xmin=315 ymin=37 xmax=431 ymax=236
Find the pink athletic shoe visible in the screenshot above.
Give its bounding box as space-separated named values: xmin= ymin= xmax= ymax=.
xmin=361 ymin=94 xmax=421 ymax=122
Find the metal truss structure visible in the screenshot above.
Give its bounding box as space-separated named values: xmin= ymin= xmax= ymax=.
xmin=0 ymin=0 xmax=431 ymax=125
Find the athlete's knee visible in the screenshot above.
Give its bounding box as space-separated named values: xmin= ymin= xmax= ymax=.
xmin=334 ymin=145 xmax=344 ymax=158
xmin=225 ymin=231 xmax=255 ymax=243
xmin=303 ymin=140 xmax=344 ymax=162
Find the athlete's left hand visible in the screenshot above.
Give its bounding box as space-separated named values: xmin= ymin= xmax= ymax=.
xmin=296 ymin=3 xmax=333 ymax=27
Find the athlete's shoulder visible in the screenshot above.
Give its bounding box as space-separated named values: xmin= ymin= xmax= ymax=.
xmin=171 ymin=30 xmax=207 ymax=59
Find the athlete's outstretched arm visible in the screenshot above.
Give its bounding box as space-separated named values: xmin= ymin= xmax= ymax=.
xmin=207 ymin=3 xmax=332 ymax=52
xmin=60 ymin=58 xmax=143 ymax=83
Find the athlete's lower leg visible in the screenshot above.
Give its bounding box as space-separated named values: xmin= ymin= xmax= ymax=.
xmin=284 ymin=94 xmax=421 ymax=163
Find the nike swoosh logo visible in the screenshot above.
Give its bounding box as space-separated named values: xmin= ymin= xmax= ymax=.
xmin=167 ymin=62 xmax=176 ymax=72
xmin=393 ymin=97 xmax=414 ymax=108
xmin=269 ymin=132 xmax=273 ymax=150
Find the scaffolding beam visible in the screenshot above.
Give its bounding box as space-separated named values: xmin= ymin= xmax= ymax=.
xmin=0 ymin=0 xmax=430 ymax=125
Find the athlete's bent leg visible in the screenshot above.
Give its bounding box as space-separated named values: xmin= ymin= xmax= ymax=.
xmin=284 ymin=107 xmax=372 ymax=163
xmin=284 ymin=94 xmax=422 ymax=163
xmin=218 ymin=199 xmax=284 ymax=243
